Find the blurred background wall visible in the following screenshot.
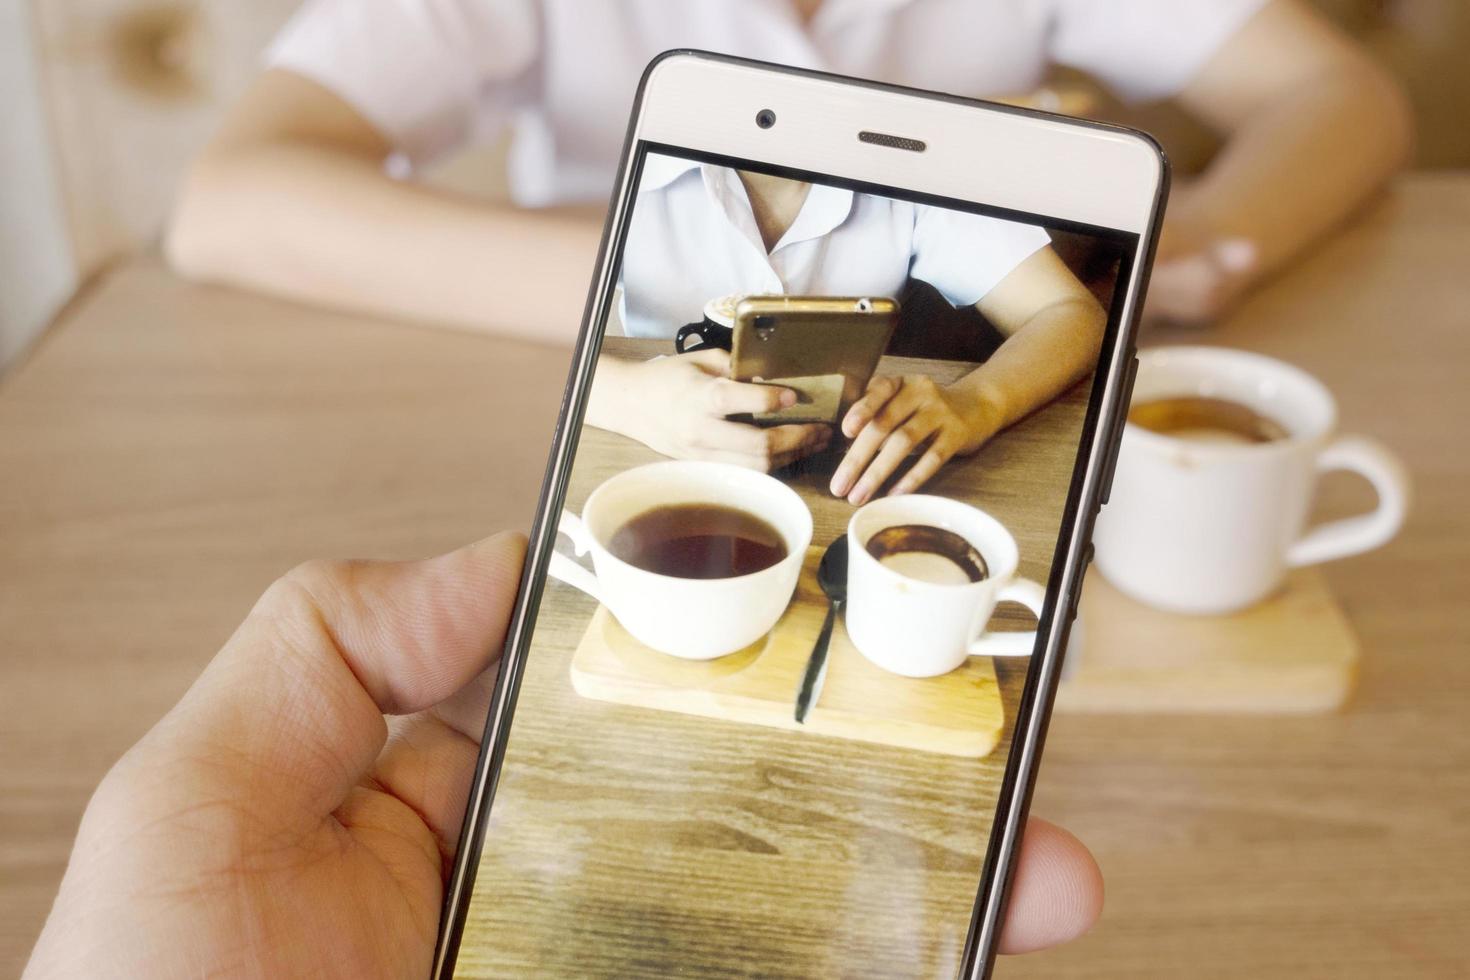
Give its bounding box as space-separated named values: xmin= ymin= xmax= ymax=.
xmin=0 ymin=0 xmax=75 ymax=368
xmin=2 ymin=0 xmax=1467 ymax=372
xmin=0 ymin=0 xmax=299 ymax=369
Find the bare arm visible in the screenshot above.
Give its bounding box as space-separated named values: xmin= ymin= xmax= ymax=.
xmin=832 ymin=247 xmax=1105 ymax=503
xmin=966 ymin=246 xmax=1106 ymax=433
xmin=1149 ymin=0 xmax=1413 ymax=323
xmin=166 ymin=70 xmax=601 ymax=345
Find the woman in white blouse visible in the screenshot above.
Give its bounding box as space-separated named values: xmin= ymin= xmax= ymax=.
xmin=163 ymin=0 xmax=1411 ymax=492
xmin=591 ymin=154 xmax=1105 ymax=499
xmin=169 ymin=0 xmax=1410 ymax=342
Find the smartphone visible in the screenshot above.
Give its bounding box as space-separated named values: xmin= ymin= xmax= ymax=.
xmin=731 ymin=295 xmax=899 ymax=424
xmin=436 ymin=52 xmax=1164 ymax=979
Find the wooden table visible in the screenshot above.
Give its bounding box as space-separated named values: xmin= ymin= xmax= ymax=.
xmin=457 ymin=338 xmax=1084 ymax=976
xmin=2 ymin=173 xmax=1468 ymax=977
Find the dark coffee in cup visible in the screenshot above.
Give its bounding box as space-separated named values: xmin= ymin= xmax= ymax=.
xmin=864 ymin=524 xmax=989 ymax=585
xmin=1128 ymin=396 xmax=1289 ymax=446
xmin=608 ymin=503 xmax=788 ymax=579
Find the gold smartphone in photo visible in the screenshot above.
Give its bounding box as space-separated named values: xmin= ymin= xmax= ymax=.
xmin=729 ymin=295 xmax=899 ymax=424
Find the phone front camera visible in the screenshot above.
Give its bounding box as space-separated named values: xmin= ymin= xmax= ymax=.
xmin=755 ymin=109 xmax=777 ymax=129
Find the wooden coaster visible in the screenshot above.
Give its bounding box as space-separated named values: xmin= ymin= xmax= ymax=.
xmin=570 ymin=547 xmax=1007 ymax=757
xmin=1056 ymin=567 xmax=1359 ymax=714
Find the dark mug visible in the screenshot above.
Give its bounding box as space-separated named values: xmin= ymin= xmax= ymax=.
xmin=675 ymin=317 xmax=733 ymax=354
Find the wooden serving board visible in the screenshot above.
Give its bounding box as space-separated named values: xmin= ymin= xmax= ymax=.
xmin=569 ymin=547 xmax=1007 ymax=757
xmin=1056 ymin=566 xmax=1359 ymax=714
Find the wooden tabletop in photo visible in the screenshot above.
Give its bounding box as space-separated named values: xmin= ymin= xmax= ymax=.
xmin=457 ymin=339 xmax=1085 ymax=975
xmin=2 ymin=174 xmax=1469 ymax=977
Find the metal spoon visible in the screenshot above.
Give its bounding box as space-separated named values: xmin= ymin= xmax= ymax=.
xmin=794 ymin=536 xmax=848 ymax=724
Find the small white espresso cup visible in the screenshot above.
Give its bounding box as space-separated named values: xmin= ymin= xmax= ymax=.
xmin=548 ymin=460 xmax=812 ymax=659
xmin=844 ymin=495 xmax=1048 ymax=678
xmin=1095 ymin=346 xmax=1410 ymax=614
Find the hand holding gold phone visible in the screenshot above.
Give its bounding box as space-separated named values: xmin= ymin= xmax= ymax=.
xmin=728 ymin=295 xmax=899 ymax=425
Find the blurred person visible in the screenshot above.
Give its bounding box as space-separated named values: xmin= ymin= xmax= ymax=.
xmin=24 ymin=534 xmax=1104 ymax=977
xmin=166 ymin=0 xmax=1411 ymax=338
xmin=589 ymin=159 xmax=1106 ymax=501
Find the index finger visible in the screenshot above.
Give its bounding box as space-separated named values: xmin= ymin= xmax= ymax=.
xmin=154 ymin=533 xmax=526 ymax=819
xmin=695 ymin=418 xmax=830 ymax=458
xmin=842 ymin=375 xmax=901 ymax=438
xmin=706 ymin=378 xmax=797 ymax=417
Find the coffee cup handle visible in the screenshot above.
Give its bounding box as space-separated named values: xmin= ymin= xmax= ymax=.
xmin=546 ymin=510 xmax=607 ymax=605
xmin=967 ymin=577 xmax=1048 ymax=658
xmin=1287 ymin=435 xmax=1411 ymax=568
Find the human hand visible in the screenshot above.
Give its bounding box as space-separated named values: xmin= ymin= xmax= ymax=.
xmin=25 ymin=534 xmax=1102 ymax=977
xmin=25 ymin=534 xmax=527 ymax=979
xmin=619 ymin=349 xmax=831 ymax=471
xmin=829 ymin=374 xmax=998 ymax=506
xmin=1145 ymin=227 xmax=1259 ymax=327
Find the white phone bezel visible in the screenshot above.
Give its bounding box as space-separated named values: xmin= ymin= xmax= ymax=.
xmin=435 ymin=50 xmax=1166 ymax=980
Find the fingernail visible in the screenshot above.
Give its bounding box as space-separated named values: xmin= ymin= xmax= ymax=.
xmin=830 ymin=473 xmax=849 ymax=496
xmin=779 ymin=389 xmax=797 ymax=407
xmin=1216 ymin=239 xmax=1257 ymax=272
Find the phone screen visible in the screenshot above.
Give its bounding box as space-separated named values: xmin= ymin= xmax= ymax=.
xmin=446 ymin=143 xmax=1138 ymax=978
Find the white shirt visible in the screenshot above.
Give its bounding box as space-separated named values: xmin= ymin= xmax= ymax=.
xmin=268 ymin=0 xmax=1268 ymax=206
xmin=619 ymin=153 xmax=1050 ymax=338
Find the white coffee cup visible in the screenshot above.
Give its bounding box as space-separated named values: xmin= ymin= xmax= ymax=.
xmin=1094 ymin=346 xmax=1410 ymax=614
xmin=548 ymin=460 xmax=812 ymax=659
xmin=844 ymin=495 xmax=1048 ymax=678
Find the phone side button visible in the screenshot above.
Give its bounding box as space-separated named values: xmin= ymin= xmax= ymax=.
xmin=1098 ymin=354 xmax=1139 ymax=507
xmin=1068 ymin=543 xmax=1095 ymax=624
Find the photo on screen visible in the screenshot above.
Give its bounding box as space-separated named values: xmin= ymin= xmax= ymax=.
xmin=449 ymin=146 xmax=1134 ymax=979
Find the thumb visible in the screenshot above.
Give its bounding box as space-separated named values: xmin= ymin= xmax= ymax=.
xmin=998 ymin=817 xmax=1105 ymax=954
xmin=138 ymin=532 xmax=526 ymax=819
xmin=681 ymin=346 xmax=733 ymax=375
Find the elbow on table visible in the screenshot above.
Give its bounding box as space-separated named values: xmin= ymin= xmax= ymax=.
xmin=164 ymin=148 xmax=246 ymax=284
xmin=1345 ymin=53 xmax=1416 ymax=179
xmin=1066 ymin=287 xmax=1107 ymax=352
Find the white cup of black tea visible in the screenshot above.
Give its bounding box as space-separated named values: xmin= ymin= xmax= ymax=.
xmin=549 ymin=461 xmax=812 ymax=659
xmin=1095 ymin=346 xmax=1410 ymax=614
xmin=845 ymin=495 xmax=1047 ymax=677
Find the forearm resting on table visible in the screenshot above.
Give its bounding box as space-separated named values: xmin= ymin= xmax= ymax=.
xmin=168 ymin=146 xmax=599 ymax=346
xmin=1175 ymin=0 xmax=1413 ymax=276
xmin=957 ymin=298 xmax=1105 ymax=437
xmin=584 ymin=355 xmax=641 ymax=434
xmin=166 ymin=72 xmax=601 ymax=346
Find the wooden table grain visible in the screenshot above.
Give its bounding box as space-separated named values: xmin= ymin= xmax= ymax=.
xmin=456 ymin=338 xmax=1084 ymax=977
xmin=3 ymin=174 xmax=1469 ymax=978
